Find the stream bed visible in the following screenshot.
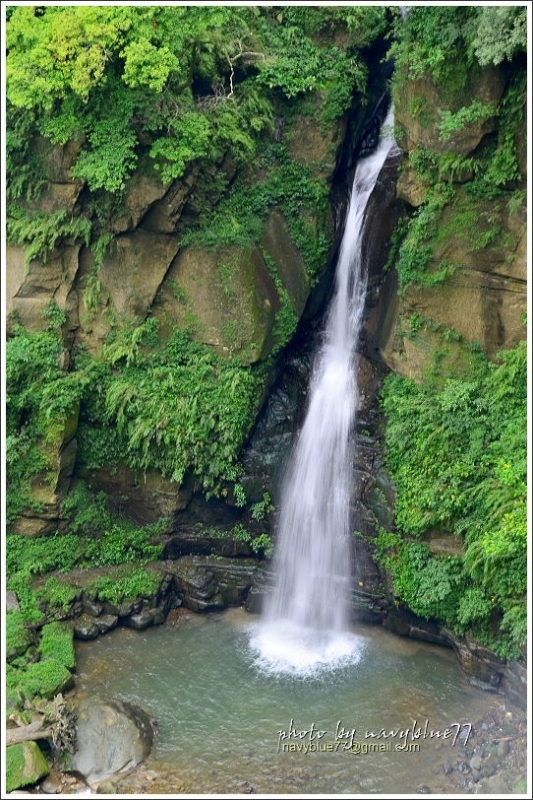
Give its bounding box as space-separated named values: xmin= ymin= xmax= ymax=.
xmin=72 ymin=607 xmax=526 ymax=795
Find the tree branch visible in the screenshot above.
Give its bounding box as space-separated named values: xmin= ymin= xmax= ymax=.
xmin=6 ymin=720 xmax=54 ymax=747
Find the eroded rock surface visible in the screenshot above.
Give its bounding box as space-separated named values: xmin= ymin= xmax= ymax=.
xmin=69 ymin=697 xmax=153 ymax=786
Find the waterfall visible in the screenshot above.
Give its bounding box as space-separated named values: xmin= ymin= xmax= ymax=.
xmin=250 ymin=107 xmax=397 ymax=675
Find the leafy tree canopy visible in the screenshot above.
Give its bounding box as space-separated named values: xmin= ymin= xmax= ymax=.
xmin=391 ymin=5 xmax=527 ymax=85
xmin=6 ymin=5 xmax=389 ymax=195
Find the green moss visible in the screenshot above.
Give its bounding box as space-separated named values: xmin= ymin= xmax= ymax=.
xmin=38 ymin=578 xmax=79 ymax=615
xmin=11 ymin=658 xmax=73 ymax=700
xmin=6 ymin=742 xmax=49 ymax=792
xmin=39 ymin=622 xmax=76 ymax=670
xmin=92 ymin=566 xmax=161 ymax=605
xmin=6 ymin=744 xmax=26 ymax=792
xmin=6 ymin=611 xmax=35 ymax=662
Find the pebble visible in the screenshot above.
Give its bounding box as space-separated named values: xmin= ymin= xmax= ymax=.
xmin=95 ymin=780 xmax=116 ymax=794
xmin=40 ymin=776 xmax=61 ymax=794
xmin=233 ymin=780 xmax=257 ymax=794
xmin=497 ymin=740 xmax=510 ymax=757
xmin=478 ymin=773 xmax=509 ymax=794
xmin=469 ymin=754 xmax=482 ymax=771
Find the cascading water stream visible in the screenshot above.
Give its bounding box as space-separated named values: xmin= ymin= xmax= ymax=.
xmin=250 ymin=107 xmax=396 ymax=675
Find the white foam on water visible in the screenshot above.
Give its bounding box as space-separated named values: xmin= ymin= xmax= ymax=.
xmin=248 ymin=620 xmax=366 ymax=678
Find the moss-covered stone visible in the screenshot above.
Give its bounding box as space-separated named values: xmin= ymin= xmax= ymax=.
xmin=39 ymin=622 xmax=76 ymax=670
xmin=153 ymin=244 xmax=280 ymax=364
xmin=6 ymin=741 xmax=49 ymax=792
xmin=12 ymin=658 xmax=74 ymax=700
xmin=6 ymin=610 xmax=35 ymax=662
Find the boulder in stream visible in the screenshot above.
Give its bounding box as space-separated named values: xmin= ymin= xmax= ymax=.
xmin=68 ymin=697 xmax=153 ymax=786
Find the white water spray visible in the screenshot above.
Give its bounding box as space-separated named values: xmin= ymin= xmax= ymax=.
xmin=250 ymin=107 xmax=396 ymax=675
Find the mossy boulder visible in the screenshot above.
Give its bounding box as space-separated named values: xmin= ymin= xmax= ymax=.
xmin=10 ymin=658 xmax=74 ymax=700
xmin=39 ymin=622 xmax=76 ymax=670
xmin=153 ymin=243 xmax=279 ymax=364
xmin=6 ymin=741 xmax=50 ymax=792
xmin=6 ymin=610 xmax=35 ymax=662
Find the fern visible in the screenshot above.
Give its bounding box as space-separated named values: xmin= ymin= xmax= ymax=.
xmin=7 ymin=208 xmax=92 ymax=265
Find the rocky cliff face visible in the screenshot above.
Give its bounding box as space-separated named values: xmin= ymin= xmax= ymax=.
xmin=5 ymin=100 xmax=356 ymax=536
xmin=362 ymin=55 xmax=527 ymax=684
xmin=7 ymin=147 xmax=314 ymax=362
xmin=240 ymin=53 xmax=527 ymax=688
xmin=376 ymin=64 xmax=526 ymax=378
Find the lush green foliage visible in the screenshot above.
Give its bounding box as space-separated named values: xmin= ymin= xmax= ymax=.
xmin=7 ymin=658 xmax=72 ymax=702
xmin=250 ymin=492 xmax=275 ymax=522
xmin=228 ymin=523 xmax=273 ymax=558
xmin=6 ymin=306 xmax=86 ymax=522
xmin=7 ymin=313 xmax=262 ymax=524
xmin=92 ymin=567 xmax=161 ymax=605
xmin=183 ymin=143 xmax=330 ymax=284
xmin=392 ymin=185 xmax=456 ymax=292
xmin=391 ymin=6 xmax=526 ymax=86
xmin=469 ymin=6 xmax=527 ymax=66
xmin=437 ymin=100 xmax=497 ymax=142
xmin=386 ymin=19 xmax=526 ymax=654
xmin=7 ymin=208 xmax=92 ymax=266
xmin=6 ymin=5 xmax=387 ymax=262
xmin=39 ymin=622 xmax=76 ymax=670
xmin=6 ymin=491 xmax=165 ymax=705
xmin=256 ymin=17 xmax=369 ymax=111
xmin=380 ymin=340 xmax=527 ymax=657
xmin=6 ymin=5 xmax=269 ymax=191
xmin=85 ymin=323 xmax=263 ymax=492
xmin=7 ymin=487 xmax=164 ymax=586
